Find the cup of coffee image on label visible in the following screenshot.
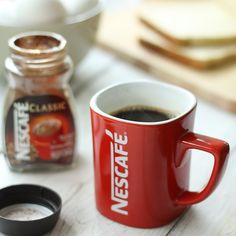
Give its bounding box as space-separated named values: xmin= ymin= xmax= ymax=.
xmin=5 ymin=95 xmax=75 ymax=164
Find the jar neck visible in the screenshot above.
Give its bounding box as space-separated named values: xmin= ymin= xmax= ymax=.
xmin=7 ymin=51 xmax=70 ymax=77
xmin=5 ymin=32 xmax=73 ymax=78
xmin=6 ymin=68 xmax=72 ymax=95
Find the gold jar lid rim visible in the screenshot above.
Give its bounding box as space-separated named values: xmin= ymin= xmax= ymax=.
xmin=8 ymin=31 xmax=67 ymax=56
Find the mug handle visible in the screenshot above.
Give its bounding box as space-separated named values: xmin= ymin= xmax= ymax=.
xmin=175 ymin=132 xmax=229 ymax=205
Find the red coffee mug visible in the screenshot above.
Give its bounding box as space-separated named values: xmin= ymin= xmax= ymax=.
xmin=90 ymin=81 xmax=229 ymax=228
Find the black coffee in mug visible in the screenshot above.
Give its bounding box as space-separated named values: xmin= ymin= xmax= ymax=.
xmin=111 ymin=105 xmax=174 ymax=122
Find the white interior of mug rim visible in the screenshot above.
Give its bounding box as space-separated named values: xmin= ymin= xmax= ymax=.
xmin=90 ymin=81 xmax=197 ymax=125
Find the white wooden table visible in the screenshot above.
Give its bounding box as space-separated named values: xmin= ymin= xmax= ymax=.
xmin=1 ymin=47 xmax=236 ymax=236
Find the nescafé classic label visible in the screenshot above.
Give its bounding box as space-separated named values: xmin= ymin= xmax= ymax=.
xmin=5 ymin=95 xmax=75 ymax=163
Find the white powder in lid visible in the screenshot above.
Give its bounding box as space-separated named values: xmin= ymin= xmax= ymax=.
xmin=0 ymin=203 xmax=53 ymax=221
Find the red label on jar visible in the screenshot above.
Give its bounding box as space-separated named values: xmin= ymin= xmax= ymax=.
xmin=5 ymin=95 xmax=75 ymax=164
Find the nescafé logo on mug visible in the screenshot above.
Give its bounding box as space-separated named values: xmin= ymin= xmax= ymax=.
xmin=105 ymin=129 xmax=129 ymax=216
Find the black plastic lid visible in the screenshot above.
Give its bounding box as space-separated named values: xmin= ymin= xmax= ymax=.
xmin=0 ymin=184 xmax=61 ymax=236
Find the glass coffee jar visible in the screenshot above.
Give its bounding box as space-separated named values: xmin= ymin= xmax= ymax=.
xmin=3 ymin=31 xmax=77 ymax=171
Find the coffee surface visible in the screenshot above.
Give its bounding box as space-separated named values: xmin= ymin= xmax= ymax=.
xmin=111 ymin=106 xmax=174 ymax=122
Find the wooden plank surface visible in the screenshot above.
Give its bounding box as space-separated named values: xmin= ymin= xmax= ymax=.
xmin=0 ymin=48 xmax=236 ymax=235
xmin=96 ymin=4 xmax=236 ymax=112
